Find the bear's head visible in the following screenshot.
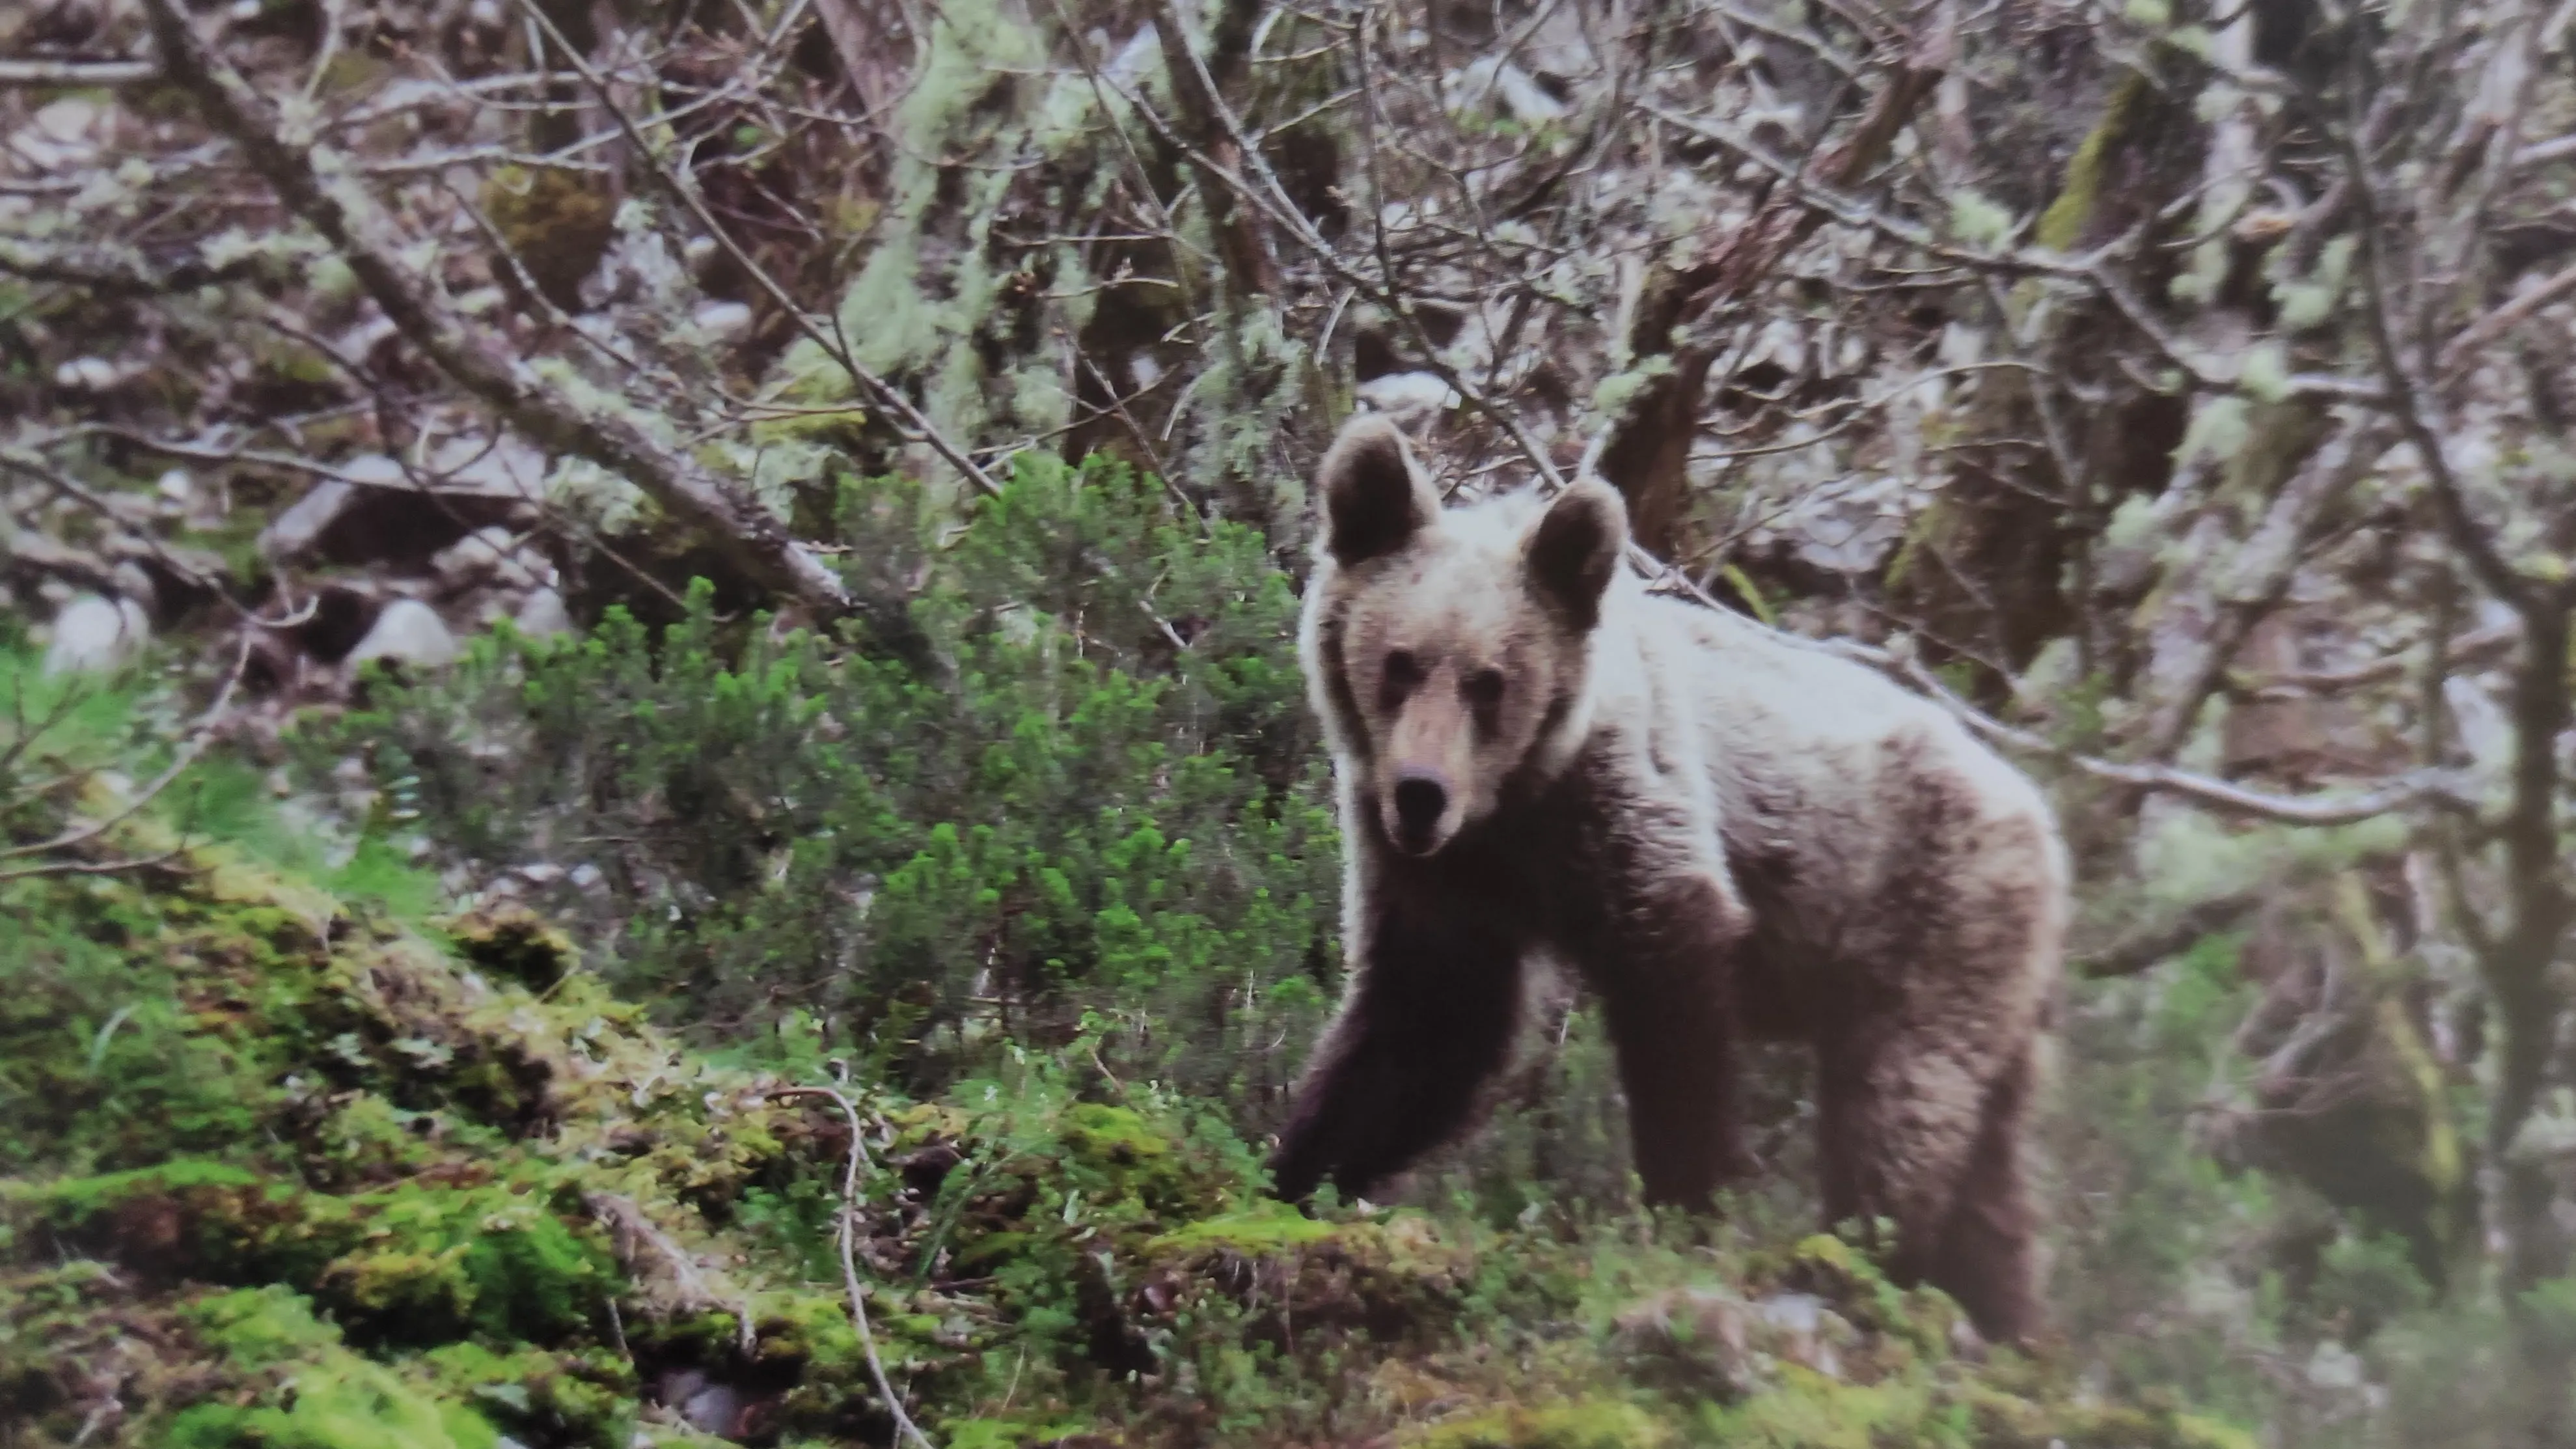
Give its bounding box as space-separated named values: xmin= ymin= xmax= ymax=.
xmin=1302 ymin=414 xmax=1628 ymax=857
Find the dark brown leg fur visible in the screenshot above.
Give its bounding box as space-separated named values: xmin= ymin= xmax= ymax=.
xmin=1817 ymin=1028 xmax=2039 ymax=1344
xmin=1267 ymin=892 xmax=1524 ymax=1204
xmin=1925 ymin=1046 xmax=2038 ymax=1342
xmin=1592 ymin=872 xmax=1751 ymax=1207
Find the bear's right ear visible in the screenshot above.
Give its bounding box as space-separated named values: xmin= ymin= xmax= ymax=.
xmin=1317 ymin=415 xmax=1439 ymax=566
xmin=1526 ymin=477 xmax=1628 ymax=629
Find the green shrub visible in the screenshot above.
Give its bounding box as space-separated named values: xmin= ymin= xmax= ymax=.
xmin=320 ymin=454 xmax=1340 ymax=1122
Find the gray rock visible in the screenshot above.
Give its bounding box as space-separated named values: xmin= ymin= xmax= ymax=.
xmin=262 ymin=441 xmax=545 ymax=568
xmin=42 ymin=594 xmax=150 ymax=676
xmin=433 ymin=526 xmax=544 ymax=592
xmin=1612 ymin=1287 xmax=1757 ymax=1400
xmin=678 ymin=1381 xmax=744 ymax=1435
xmin=1610 ymin=1286 xmax=1856 ymax=1401
xmin=1355 ymin=370 xmax=1458 ymax=424
xmin=53 ymin=356 xmax=134 ymax=392
xmin=346 ymin=599 xmax=460 ymax=670
xmin=692 ymin=300 xmax=754 ymax=340
xmin=513 ymin=586 xmax=575 ymax=641
xmin=1447 ymin=55 xmax=1570 ymax=124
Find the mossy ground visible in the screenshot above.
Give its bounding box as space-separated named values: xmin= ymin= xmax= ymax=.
xmin=3 ymin=825 xmax=2246 ymax=1448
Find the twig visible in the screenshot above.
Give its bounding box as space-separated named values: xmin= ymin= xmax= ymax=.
xmin=2338 ymin=97 xmax=2538 ymax=614
xmin=508 ymin=0 xmax=1000 ymax=500
xmin=0 ymin=846 xmax=190 ymax=883
xmin=769 ymin=1085 xmax=935 ymax=1449
xmin=582 ymin=1191 xmax=759 ymax=1356
xmin=1813 ymin=633 xmax=2476 ymax=825
xmin=133 ymin=0 xmax=944 ymax=670
xmin=2435 ymin=256 xmax=2576 ymax=379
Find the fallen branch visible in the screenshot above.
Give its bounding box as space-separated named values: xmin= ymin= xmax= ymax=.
xmin=2435 ymin=256 xmax=2576 ymax=378
xmin=2081 ymin=890 xmax=2266 ymax=978
xmin=769 ymin=1084 xmax=935 ymax=1449
xmin=135 ymin=0 xmax=939 ymax=672
xmin=582 ymin=1191 xmax=759 ymax=1357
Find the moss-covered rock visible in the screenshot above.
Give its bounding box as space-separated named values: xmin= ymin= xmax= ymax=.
xmin=1140 ymin=1204 xmax=1475 ymax=1344
xmin=1402 ymin=1398 xmax=1674 ymax=1449
xmin=480 ymin=164 xmax=617 ymax=312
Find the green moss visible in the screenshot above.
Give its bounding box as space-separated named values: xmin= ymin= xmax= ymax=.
xmin=480 ymin=165 xmax=616 ymax=312
xmin=1695 ymin=1366 xmax=1933 ymax=1449
xmin=1403 ymin=1398 xmax=1673 ymax=1449
xmin=441 ymin=904 xmax=580 ymax=991
xmin=163 ymin=1287 xmax=506 ymax=1449
xmin=18 ymin=1163 xmax=616 ymax=1346
xmin=2037 ymin=70 xmax=2148 ymax=252
xmin=1962 ymin=1379 xmax=2266 ymax=1449
xmin=164 ymin=1359 xmax=501 ymax=1449
xmin=940 ymin=1416 xmax=1099 ymax=1449
xmin=187 ymin=1284 xmax=344 ymax=1366
xmin=1144 ymin=1200 xmax=1337 ymax=1255
xmin=319 ymin=1179 xmax=618 ymax=1344
xmin=415 ymin=1342 xmax=637 ymax=1448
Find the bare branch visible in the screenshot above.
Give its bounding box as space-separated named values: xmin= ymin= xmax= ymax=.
xmin=508 ymin=0 xmax=1000 ymax=500
xmin=2437 ymin=257 xmax=2576 ymax=378
xmin=2083 ymin=890 xmax=2266 ymax=978
xmin=1815 ymin=633 xmax=2476 ymax=825
xmin=0 ymin=57 xmax=157 ymax=87
xmin=134 ymin=0 xmax=946 ymax=671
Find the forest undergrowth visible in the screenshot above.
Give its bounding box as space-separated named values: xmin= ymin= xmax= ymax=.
xmin=7 ymin=455 xmax=2571 ymax=1448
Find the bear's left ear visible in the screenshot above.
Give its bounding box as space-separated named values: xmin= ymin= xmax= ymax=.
xmin=1526 ymin=478 xmax=1628 ymax=628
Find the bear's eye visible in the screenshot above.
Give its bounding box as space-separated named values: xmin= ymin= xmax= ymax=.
xmin=1464 ymin=668 xmax=1506 ymax=711
xmin=1382 ymin=650 xmax=1422 ymax=694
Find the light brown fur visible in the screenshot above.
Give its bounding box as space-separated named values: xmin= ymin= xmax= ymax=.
xmin=1268 ymin=415 xmax=2070 ymax=1343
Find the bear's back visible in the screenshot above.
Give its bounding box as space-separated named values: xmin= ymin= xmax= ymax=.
xmin=1621 ymin=589 xmax=2067 ymax=957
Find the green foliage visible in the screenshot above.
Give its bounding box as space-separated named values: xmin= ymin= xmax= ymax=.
xmin=0 ymin=648 xmax=2396 ymax=1449
xmin=1405 ymin=1398 xmax=1673 ymax=1448
xmin=322 ymin=453 xmax=1338 ymax=1122
xmin=17 ymin=1159 xmax=618 ymax=1346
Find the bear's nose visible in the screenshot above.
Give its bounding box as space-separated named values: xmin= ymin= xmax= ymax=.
xmin=1391 ymin=770 xmax=1449 ymax=846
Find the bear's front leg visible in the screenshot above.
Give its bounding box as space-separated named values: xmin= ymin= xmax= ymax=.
xmin=1267 ymin=890 xmax=1525 ymax=1205
xmin=1589 ymin=866 xmax=1754 ymax=1209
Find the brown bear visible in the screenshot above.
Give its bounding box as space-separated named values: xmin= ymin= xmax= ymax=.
xmin=1267 ymin=414 xmax=2070 ymax=1344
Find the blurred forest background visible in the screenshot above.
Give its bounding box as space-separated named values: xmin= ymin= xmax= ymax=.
xmin=5 ymin=0 xmax=2576 ymax=1442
